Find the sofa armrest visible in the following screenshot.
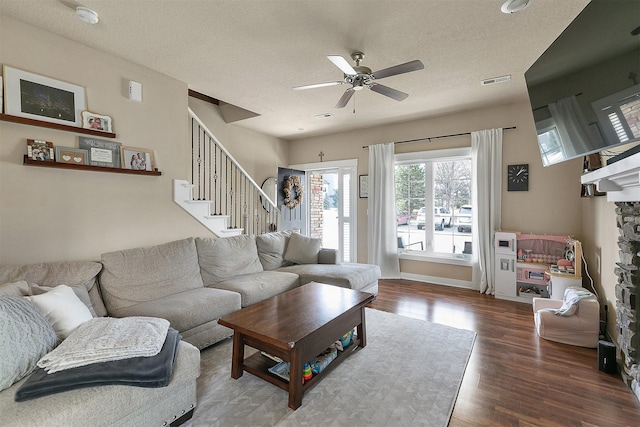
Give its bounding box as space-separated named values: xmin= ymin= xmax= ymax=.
xmin=532 ymin=297 xmax=562 ymax=312
xmin=318 ymin=248 xmax=339 ymax=264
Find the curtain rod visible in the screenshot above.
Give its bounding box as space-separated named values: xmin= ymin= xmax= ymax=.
xmin=362 ymin=126 xmax=516 ymax=149
xmin=532 ymin=92 xmax=583 ymax=112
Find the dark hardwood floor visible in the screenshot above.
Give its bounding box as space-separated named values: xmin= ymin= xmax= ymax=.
xmin=368 ymin=279 xmax=640 ymax=427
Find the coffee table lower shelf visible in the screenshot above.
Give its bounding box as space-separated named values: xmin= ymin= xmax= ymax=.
xmin=243 ymin=337 xmax=361 ymax=392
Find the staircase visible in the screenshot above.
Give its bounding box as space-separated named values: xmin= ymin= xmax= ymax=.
xmin=173 ymin=108 xmax=279 ymax=237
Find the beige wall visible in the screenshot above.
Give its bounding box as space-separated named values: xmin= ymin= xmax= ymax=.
xmin=0 ymin=17 xmax=285 ymax=265
xmin=289 ymin=101 xmax=584 ymax=282
xmin=581 ymin=196 xmax=619 ymax=340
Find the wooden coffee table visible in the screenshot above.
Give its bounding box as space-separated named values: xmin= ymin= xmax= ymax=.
xmin=218 ymin=281 xmax=375 ymax=410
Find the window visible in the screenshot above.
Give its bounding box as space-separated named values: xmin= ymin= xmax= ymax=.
xmin=535 ymin=119 xmax=566 ymax=167
xmin=395 ymin=148 xmax=473 ymax=262
xmin=592 ymin=84 xmax=640 ymax=146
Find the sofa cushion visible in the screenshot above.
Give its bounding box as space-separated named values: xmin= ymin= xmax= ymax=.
xmin=209 ymin=271 xmax=300 ymax=307
xmin=28 ymin=285 xmax=94 ymax=340
xmin=0 ymin=297 xmax=58 ymax=392
xmin=0 ymin=261 xmax=106 ymax=317
xmin=100 ymin=238 xmax=204 ymax=313
xmin=284 ymin=233 xmax=321 ymax=264
xmin=278 ymin=263 xmax=381 ymax=292
xmin=109 ymin=287 xmax=241 ymax=333
xmin=255 ymin=230 xmax=294 ymax=271
xmin=0 ymin=280 xmax=30 ymax=297
xmin=196 ymin=235 xmax=263 ymax=284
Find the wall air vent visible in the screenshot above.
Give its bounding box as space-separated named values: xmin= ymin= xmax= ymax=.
xmin=481 ymin=75 xmax=511 ymax=86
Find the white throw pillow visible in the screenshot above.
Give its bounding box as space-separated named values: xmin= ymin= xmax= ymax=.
xmin=29 ymin=285 xmax=93 ymax=340
xmin=284 ymin=232 xmax=322 ymax=264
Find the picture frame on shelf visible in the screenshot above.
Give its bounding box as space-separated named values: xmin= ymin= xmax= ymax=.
xmin=78 ymin=136 xmax=122 ymax=168
xmin=359 ymin=175 xmax=369 ymax=198
xmin=27 ymin=139 xmax=55 ymax=162
xmin=54 ymin=146 xmax=89 ymax=165
xmin=81 ymin=111 xmax=113 ymax=133
xmin=3 ymin=65 xmax=86 ymax=127
xmin=121 ymin=146 xmax=155 ymax=171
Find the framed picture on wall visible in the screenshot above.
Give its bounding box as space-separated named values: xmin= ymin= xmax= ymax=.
xmin=3 ymin=65 xmax=86 ymax=127
xmin=27 ymin=139 xmax=54 ymax=162
xmin=78 ymin=137 xmax=122 ymax=168
xmin=55 ymin=146 xmax=89 ymax=165
xmin=81 ymin=111 xmax=113 ymax=133
xmin=359 ymin=175 xmax=369 ymax=198
xmin=121 ymin=146 xmax=155 ymax=171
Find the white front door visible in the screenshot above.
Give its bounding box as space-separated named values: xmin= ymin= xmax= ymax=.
xmin=289 ymin=160 xmax=357 ymax=263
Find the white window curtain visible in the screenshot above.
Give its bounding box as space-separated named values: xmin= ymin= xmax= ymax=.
xmin=548 ymin=95 xmax=596 ymax=156
xmin=367 ymin=143 xmax=401 ymax=279
xmin=471 ymin=128 xmax=502 ymax=294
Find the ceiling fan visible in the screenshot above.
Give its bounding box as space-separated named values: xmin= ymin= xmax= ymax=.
xmin=294 ymin=52 xmax=425 ymax=108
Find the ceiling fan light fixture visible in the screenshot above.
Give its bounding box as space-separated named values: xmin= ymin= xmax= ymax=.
xmin=76 ymin=6 xmax=99 ymax=24
xmin=501 ymin=0 xmax=531 ymax=14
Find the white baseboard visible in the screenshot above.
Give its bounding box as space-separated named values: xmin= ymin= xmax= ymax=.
xmin=399 ymin=272 xmax=476 ymax=290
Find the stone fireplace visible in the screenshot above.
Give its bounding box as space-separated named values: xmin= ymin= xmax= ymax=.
xmin=581 ymin=151 xmax=640 ymax=399
xmin=616 ymin=202 xmax=640 ymax=399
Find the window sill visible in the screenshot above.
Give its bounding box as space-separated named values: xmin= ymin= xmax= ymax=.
xmin=399 ymin=251 xmax=472 ymax=266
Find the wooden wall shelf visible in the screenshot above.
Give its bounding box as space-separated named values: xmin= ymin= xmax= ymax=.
xmin=23 ymin=156 xmax=161 ymax=176
xmin=1 ymin=113 xmax=117 ymax=138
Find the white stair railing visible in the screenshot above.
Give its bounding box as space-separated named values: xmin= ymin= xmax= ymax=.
xmin=172 ymin=108 xmax=279 ymax=237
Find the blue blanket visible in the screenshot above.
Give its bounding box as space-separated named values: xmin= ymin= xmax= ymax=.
xmin=15 ymin=328 xmax=180 ymax=402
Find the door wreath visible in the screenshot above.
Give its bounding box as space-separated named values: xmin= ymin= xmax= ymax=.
xmin=283 ymin=175 xmax=303 ymax=209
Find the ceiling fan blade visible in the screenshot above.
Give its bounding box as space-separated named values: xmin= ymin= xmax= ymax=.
xmin=327 ymin=55 xmax=357 ymax=75
xmin=370 ymin=60 xmax=424 ymax=80
xmin=369 ymin=83 xmax=409 ymax=101
xmin=335 ymin=88 xmax=355 ymax=108
xmin=294 ymin=81 xmax=344 ymax=90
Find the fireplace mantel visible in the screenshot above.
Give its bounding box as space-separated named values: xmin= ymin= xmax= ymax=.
xmin=581 ymin=152 xmax=640 ymax=202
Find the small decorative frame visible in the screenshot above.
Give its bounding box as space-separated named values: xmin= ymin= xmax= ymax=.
xmin=3 ymin=65 xmax=86 ymax=127
xmin=55 ymin=146 xmax=89 ymax=165
xmin=81 ymin=111 xmax=113 ymax=133
xmin=27 ymin=139 xmax=55 ymax=162
xmin=121 ymin=146 xmax=155 ymax=171
xmin=359 ymin=175 xmax=369 ymax=198
xmin=78 ymin=136 xmax=122 ymax=168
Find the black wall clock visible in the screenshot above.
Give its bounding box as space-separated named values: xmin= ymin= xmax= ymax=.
xmin=507 ymin=164 xmax=529 ymax=191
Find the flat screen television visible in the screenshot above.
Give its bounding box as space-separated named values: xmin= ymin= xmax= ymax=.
xmin=524 ymin=0 xmax=640 ymax=167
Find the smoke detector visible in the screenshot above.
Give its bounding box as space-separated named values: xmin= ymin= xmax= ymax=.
xmin=76 ymin=6 xmax=99 ymax=24
xmin=501 ymin=0 xmax=531 ymax=14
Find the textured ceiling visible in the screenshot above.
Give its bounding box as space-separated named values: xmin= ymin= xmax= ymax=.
xmin=0 ymin=0 xmax=590 ymax=140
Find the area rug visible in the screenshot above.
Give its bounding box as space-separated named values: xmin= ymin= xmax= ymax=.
xmin=184 ymin=308 xmax=476 ymax=427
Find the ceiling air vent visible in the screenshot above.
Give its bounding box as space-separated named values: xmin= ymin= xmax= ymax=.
xmin=481 ymin=75 xmax=511 ymax=86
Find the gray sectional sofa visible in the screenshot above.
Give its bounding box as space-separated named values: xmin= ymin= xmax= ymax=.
xmin=0 ymin=230 xmax=380 ymax=427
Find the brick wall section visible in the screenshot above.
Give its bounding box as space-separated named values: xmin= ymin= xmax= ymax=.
xmin=615 ymin=202 xmax=640 ymax=399
xmin=621 ymin=99 xmax=640 ymax=138
xmin=310 ymin=174 xmax=324 ymax=239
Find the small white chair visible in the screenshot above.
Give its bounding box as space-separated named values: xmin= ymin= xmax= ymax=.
xmin=532 ymin=287 xmax=600 ymax=348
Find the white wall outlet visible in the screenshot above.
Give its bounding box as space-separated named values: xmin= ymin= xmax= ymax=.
xmin=128 ymin=81 xmax=142 ymax=102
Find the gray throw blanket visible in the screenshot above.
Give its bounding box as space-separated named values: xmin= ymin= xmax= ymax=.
xmin=37 ymin=316 xmax=169 ymax=373
xmin=16 ymin=328 xmax=181 ymax=401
